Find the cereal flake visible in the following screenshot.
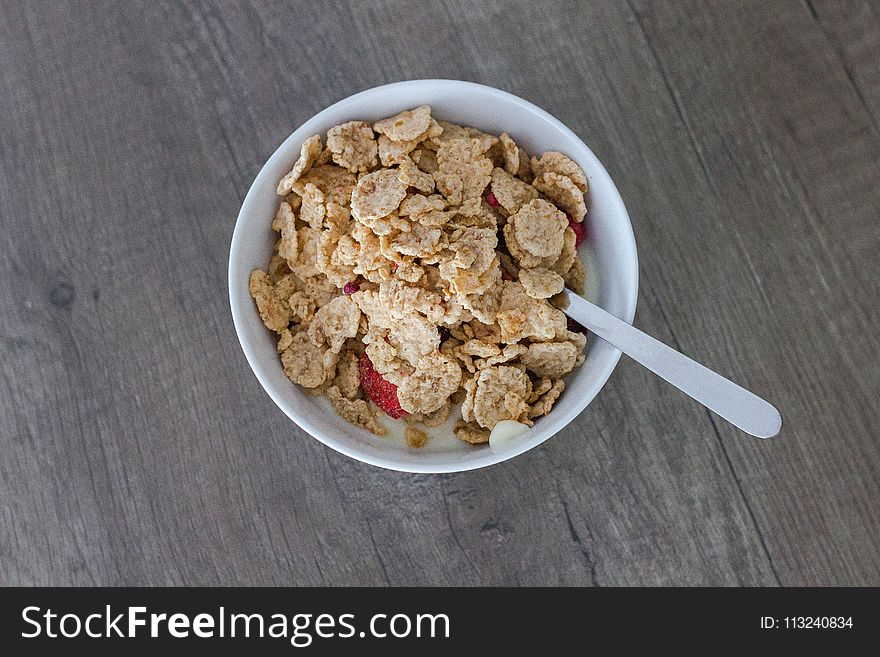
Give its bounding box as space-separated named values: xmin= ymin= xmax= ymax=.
xmin=396 ymin=352 xmax=462 ymax=414
xmin=351 ymin=169 xmax=408 ymax=224
xmin=471 ymin=365 xmax=532 ymax=429
xmin=437 ymin=138 xmax=493 ymax=201
xmin=249 ymin=270 xmax=293 ymax=333
xmin=510 ymin=199 xmax=568 ymax=258
xmin=398 ymin=158 xmax=436 ymax=194
xmin=532 ymin=172 xmax=587 ymax=221
xmin=373 ymin=105 xmax=433 ymax=142
xmin=499 ymin=132 xmax=520 ymax=176
xmin=519 ymin=266 xmax=565 ymax=299
xmin=326 ymin=120 xmax=378 ymax=173
xmin=530 ymin=151 xmax=589 ymax=193
xmin=274 ymin=201 xmax=299 ymax=264
xmin=334 ymin=349 xmax=361 ymax=399
xmin=490 ymin=167 xmax=540 ymax=215
xmin=308 ymin=295 xmax=361 ymax=354
xmin=292 ymin=165 xmax=357 ymax=208
xmin=277 ymin=135 xmax=323 ymax=195
xmin=453 ymin=421 xmax=490 ymax=444
xmin=300 ymin=183 xmax=326 ymax=230
xmin=519 ymin=341 xmax=579 ymax=378
xmin=280 ymin=328 xmax=329 ymax=388
xmin=327 ymin=385 xmax=386 ymax=435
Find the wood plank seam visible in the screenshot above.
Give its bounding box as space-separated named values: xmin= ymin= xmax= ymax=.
xmin=558 ymin=492 xmax=601 ymax=587
xmin=625 ymin=1 xmax=784 ymax=584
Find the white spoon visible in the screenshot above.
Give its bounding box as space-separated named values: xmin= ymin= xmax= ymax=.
xmin=564 ymin=289 xmax=782 ymax=438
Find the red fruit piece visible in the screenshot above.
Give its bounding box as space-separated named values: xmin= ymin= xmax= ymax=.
xmin=566 ymin=316 xmax=588 ymax=335
xmin=485 ymin=188 xmax=499 ymax=208
xmin=568 ymin=214 xmax=587 ymax=247
xmin=343 ymin=280 xmax=360 ymax=295
xmin=359 ymin=352 xmax=407 ymax=419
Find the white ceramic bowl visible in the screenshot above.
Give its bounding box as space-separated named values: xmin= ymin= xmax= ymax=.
xmin=229 ymin=79 xmax=638 ymax=473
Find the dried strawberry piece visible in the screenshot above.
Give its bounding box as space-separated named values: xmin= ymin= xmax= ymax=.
xmin=500 ymin=269 xmax=512 ymax=281
xmin=359 ymin=352 xmax=407 ymax=418
xmin=566 ymin=316 xmax=588 ymax=334
xmin=485 ymin=188 xmax=499 ymax=208
xmin=343 ymin=280 xmax=360 ymax=295
xmin=568 ymin=214 xmax=587 ymax=247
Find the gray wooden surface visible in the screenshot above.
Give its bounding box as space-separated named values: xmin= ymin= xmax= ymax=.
xmin=1 ymin=0 xmax=878 ymax=586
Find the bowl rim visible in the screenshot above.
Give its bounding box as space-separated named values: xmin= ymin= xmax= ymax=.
xmin=229 ymin=79 xmax=639 ymax=473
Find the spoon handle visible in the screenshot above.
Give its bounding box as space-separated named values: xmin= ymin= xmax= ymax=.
xmin=564 ymin=290 xmax=782 ymax=438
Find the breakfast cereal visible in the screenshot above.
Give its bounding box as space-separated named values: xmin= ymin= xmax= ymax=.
xmin=326 ymin=120 xmax=378 ymax=173
xmin=530 ymin=152 xmax=590 ymax=194
xmin=532 ymin=171 xmax=587 ymax=220
xmin=276 ymin=135 xmax=323 ymax=195
xmin=249 ymin=106 xmax=591 ymax=447
xmin=519 ymin=266 xmax=565 ymax=299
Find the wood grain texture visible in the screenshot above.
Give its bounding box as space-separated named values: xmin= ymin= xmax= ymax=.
xmin=0 ymin=0 xmax=877 ymax=586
